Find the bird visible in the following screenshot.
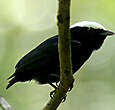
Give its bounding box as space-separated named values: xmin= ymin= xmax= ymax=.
xmin=6 ymin=21 xmax=114 ymax=90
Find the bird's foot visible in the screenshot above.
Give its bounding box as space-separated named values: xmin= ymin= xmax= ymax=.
xmin=50 ymin=89 xmax=56 ymax=99
xmin=49 ymin=87 xmax=67 ymax=102
xmin=49 ymin=83 xmax=57 ymax=99
xmin=49 ymin=82 xmax=73 ymax=102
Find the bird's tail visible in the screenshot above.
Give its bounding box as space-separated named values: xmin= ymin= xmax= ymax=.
xmin=6 ymin=74 xmax=17 ymax=90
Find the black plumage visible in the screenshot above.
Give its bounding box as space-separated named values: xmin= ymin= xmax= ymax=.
xmin=6 ymin=21 xmax=114 ymax=89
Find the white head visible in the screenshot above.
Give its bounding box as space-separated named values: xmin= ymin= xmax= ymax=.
xmin=70 ymin=21 xmax=106 ymax=30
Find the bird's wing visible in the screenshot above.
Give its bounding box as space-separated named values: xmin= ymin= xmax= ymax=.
xmin=15 ymin=36 xmax=81 ymax=71
xmin=15 ymin=36 xmax=59 ymax=70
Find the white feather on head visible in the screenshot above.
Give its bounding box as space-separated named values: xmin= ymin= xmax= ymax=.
xmin=70 ymin=21 xmax=106 ymax=30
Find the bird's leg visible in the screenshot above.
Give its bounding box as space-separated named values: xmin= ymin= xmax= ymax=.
xmin=49 ymin=83 xmax=57 ymax=89
xmin=49 ymin=83 xmax=57 ymax=98
xmin=49 ymin=82 xmax=73 ymax=102
xmin=49 ymin=82 xmax=67 ymax=102
xmin=48 ymin=74 xmax=60 ymax=98
xmin=56 ymin=81 xmax=59 ymax=87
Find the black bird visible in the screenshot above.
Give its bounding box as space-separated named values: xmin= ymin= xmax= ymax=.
xmin=6 ymin=21 xmax=114 ymax=89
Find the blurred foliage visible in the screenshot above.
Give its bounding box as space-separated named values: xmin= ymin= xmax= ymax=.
xmin=0 ymin=0 xmax=115 ymax=110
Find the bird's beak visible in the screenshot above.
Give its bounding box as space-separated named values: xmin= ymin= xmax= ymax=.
xmin=100 ymin=30 xmax=115 ymax=36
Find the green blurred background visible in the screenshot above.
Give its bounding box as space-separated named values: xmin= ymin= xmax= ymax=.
xmin=0 ymin=0 xmax=115 ymax=110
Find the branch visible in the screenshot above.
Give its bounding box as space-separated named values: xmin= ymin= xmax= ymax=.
xmin=43 ymin=0 xmax=74 ymax=110
xmin=0 ymin=97 xmax=13 ymax=110
xmin=57 ymin=0 xmax=74 ymax=91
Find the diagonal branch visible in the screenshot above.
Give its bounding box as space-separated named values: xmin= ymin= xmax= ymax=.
xmin=42 ymin=0 xmax=74 ymax=109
